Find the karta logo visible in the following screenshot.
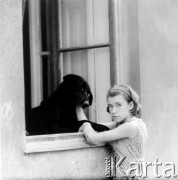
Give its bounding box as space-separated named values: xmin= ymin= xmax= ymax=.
xmin=105 ymin=157 xmax=178 ymax=178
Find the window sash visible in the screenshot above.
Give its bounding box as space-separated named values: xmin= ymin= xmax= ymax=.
xmin=59 ymin=43 xmax=110 ymax=53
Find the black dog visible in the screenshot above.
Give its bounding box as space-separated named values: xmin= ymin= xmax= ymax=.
xmin=26 ymin=74 xmax=109 ymax=135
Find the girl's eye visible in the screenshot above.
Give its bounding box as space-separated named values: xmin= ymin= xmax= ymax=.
xmin=116 ymin=103 xmax=121 ymax=108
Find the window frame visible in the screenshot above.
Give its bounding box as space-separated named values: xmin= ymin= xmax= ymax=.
xmin=24 ymin=0 xmax=122 ymax=153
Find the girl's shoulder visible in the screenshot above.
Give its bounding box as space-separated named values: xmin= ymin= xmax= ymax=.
xmin=128 ymin=117 xmax=145 ymax=126
xmin=122 ymin=117 xmax=142 ymax=138
xmin=129 ymin=116 xmax=139 ymax=122
xmin=128 ymin=118 xmax=138 ymax=132
xmin=122 ymin=117 xmax=139 ymax=127
xmin=129 ymin=117 xmax=148 ymax=140
xmin=115 ymin=118 xmax=138 ymax=138
xmin=116 ymin=117 xmax=138 ymax=129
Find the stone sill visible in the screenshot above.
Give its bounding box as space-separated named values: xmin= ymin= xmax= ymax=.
xmin=24 ymin=132 xmax=105 ymax=153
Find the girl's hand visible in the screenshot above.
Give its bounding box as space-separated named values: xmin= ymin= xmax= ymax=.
xmin=78 ymin=125 xmax=84 ymax=132
xmin=78 ymin=122 xmax=90 ymax=132
xmin=83 ymin=123 xmax=97 ymax=144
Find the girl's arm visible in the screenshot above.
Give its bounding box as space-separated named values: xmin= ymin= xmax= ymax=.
xmin=83 ymin=121 xmax=137 ymax=144
xmin=76 ymin=106 xmax=116 ymax=131
xmin=76 ymin=106 xmax=88 ymax=121
xmin=76 ymin=106 xmax=137 ymax=144
xmin=101 ymin=122 xmax=117 ymax=129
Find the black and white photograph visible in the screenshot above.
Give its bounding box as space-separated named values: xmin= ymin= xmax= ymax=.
xmin=0 ymin=0 xmax=178 ymax=179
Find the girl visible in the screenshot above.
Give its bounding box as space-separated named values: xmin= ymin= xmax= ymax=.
xmin=76 ymin=85 xmax=147 ymax=178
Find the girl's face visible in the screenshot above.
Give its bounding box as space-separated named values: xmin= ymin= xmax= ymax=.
xmin=107 ymin=94 xmax=133 ymax=123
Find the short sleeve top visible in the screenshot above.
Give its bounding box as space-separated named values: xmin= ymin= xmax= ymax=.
xmin=107 ymin=117 xmax=147 ymax=176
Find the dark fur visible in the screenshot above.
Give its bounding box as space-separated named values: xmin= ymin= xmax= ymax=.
xmin=26 ymin=74 xmax=109 ymax=135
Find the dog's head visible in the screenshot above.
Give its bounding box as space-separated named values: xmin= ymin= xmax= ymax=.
xmin=62 ymin=74 xmax=93 ymax=108
xmin=51 ymin=74 xmax=93 ymax=108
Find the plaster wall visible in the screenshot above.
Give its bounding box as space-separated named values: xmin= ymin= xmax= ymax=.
xmin=119 ymin=0 xmax=140 ymax=94
xmin=138 ymin=0 xmax=178 ymax=177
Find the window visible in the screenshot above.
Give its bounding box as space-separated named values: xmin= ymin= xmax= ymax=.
xmin=23 ymin=0 xmax=121 ymax=152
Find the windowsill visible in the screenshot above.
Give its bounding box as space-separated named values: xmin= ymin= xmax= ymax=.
xmin=24 ymin=132 xmax=105 ymax=154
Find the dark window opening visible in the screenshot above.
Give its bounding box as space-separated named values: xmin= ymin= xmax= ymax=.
xmin=23 ymin=0 xmax=111 ymax=136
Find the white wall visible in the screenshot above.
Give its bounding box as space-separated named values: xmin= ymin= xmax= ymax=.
xmin=117 ymin=0 xmax=178 ymax=177
xmin=138 ymin=0 xmax=178 ymax=177
xmin=119 ymin=0 xmax=140 ymax=95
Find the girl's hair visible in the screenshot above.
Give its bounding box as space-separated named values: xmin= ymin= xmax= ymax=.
xmin=106 ymin=85 xmax=141 ymax=115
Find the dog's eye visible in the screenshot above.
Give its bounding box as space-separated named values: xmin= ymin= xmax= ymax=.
xmin=81 ymin=88 xmax=84 ymax=92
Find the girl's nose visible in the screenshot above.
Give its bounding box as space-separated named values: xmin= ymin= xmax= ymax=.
xmin=111 ymin=106 xmax=118 ymax=114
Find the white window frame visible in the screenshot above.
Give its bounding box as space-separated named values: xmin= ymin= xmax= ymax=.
xmin=24 ymin=0 xmax=123 ymax=153
xmin=29 ymin=0 xmax=43 ymax=108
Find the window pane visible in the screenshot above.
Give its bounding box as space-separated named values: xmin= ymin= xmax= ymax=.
xmin=91 ymin=0 xmax=109 ymax=44
xmin=62 ymin=50 xmax=88 ymax=81
xmin=60 ymin=0 xmax=109 ymax=48
xmin=61 ymin=47 xmax=111 ymax=123
xmin=92 ymin=47 xmax=111 ymax=123
xmin=40 ymin=0 xmax=48 ymax=51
